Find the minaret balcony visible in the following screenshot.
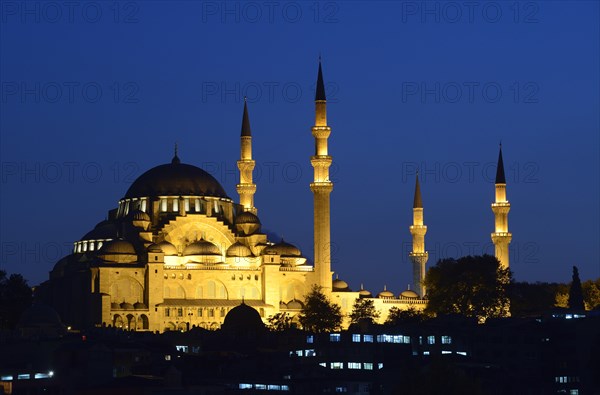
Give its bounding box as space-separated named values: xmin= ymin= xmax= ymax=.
xmin=312 ymin=126 xmax=331 ymax=138
xmin=310 ymin=182 xmax=333 ymax=193
xmin=491 ymin=202 xmax=510 ymax=207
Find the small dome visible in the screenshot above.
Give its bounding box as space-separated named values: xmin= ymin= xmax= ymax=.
xmin=287 ymin=299 xmax=303 ymax=310
xmin=400 ymin=290 xmax=419 ymax=299
xmin=183 ymin=239 xmax=221 ymax=256
xmin=236 ymin=211 xmax=261 ymax=225
xmin=98 ymin=239 xmax=136 ymax=255
xmin=261 ymin=240 xmax=302 ymax=257
xmin=127 ymin=209 xmax=151 ymax=222
xmin=359 ymin=286 xmax=372 ymax=298
xmin=279 ymin=301 xmax=288 ymax=309
xmin=147 ymin=243 xmax=162 ymax=253
xmin=120 ymin=302 xmax=134 ymax=310
xmin=111 ymin=302 xmax=120 ymax=309
xmin=134 ymin=302 xmax=147 ymax=310
xmin=156 ymin=241 xmax=178 ymax=256
xmin=377 ymin=286 xmax=394 ymax=299
xmin=333 ymin=278 xmax=349 ymax=291
xmin=222 ymin=302 xmax=264 ymax=332
xmin=226 ymin=242 xmax=253 ymax=257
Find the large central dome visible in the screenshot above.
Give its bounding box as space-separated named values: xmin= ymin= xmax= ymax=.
xmin=124 ymin=155 xmax=229 ymax=199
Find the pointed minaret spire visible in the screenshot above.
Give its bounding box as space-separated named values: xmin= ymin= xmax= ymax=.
xmin=172 ymin=143 xmax=180 ymax=164
xmin=413 ymin=172 xmax=423 ymax=208
xmin=409 ymin=171 xmax=428 ymax=298
xmin=495 ymin=143 xmax=506 ymax=184
xmin=310 ymin=58 xmax=334 ymax=295
xmin=491 ymin=144 xmax=512 ymax=269
xmin=315 ymin=58 xmax=326 ymax=101
xmin=237 ymin=101 xmax=257 ymax=214
xmin=241 ymin=97 xmax=251 ymax=137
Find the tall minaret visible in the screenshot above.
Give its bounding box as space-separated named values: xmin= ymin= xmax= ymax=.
xmin=236 ymin=98 xmax=257 ymax=214
xmin=491 ymin=144 xmax=512 ymax=269
xmin=409 ymin=173 xmax=428 ymax=298
xmin=310 ymin=59 xmax=334 ymax=294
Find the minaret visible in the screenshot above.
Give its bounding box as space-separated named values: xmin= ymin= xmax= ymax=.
xmin=491 ymin=144 xmax=512 ymax=269
xmin=409 ymin=173 xmax=428 ymax=298
xmin=310 ymin=59 xmax=334 ymax=294
xmin=236 ymin=98 xmax=257 ymax=214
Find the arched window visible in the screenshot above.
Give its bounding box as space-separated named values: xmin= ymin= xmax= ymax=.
xmin=113 ymin=314 xmax=123 ymax=328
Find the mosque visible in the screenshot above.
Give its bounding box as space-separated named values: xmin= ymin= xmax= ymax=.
xmin=36 ymin=62 xmax=512 ymax=332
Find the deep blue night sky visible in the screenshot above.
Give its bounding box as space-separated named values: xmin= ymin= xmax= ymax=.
xmin=1 ymin=1 xmax=599 ymax=292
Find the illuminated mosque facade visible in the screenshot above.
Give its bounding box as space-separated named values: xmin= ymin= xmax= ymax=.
xmin=38 ymin=62 xmax=511 ymax=332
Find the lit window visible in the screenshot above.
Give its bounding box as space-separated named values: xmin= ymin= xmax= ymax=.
xmin=304 ymin=349 xmax=316 ymax=357
xmin=348 ymin=362 xmax=361 ymax=369
xmin=570 ymin=390 xmax=579 ymax=395
xmin=161 ymin=198 xmax=167 ymax=212
xmin=268 ymin=385 xmax=281 ymax=390
xmin=220 ymin=308 xmax=226 ymax=317
xmin=97 ymin=241 xmax=103 ymax=249
xmin=184 ymin=198 xmax=190 ymax=212
xmin=363 ymin=363 xmax=373 ymax=370
xmin=177 ymin=308 xmax=183 ymax=317
xmin=195 ymin=199 xmax=200 ymax=212
xmin=442 ymin=351 xmax=452 ymax=354
xmin=335 ymin=387 xmax=347 ymax=393
xmin=164 ymin=355 xmax=171 ymax=361
xmin=330 ymin=333 xmax=341 ymax=342
xmin=378 ymin=363 xmax=384 ymax=369
xmin=457 ymin=351 xmax=467 ymax=356
xmin=17 ymin=374 xmax=30 ymax=380
xmin=141 ymin=199 xmax=147 ymax=212
xmin=319 ymin=362 xmax=326 ymax=367
xmin=173 ymin=198 xmax=179 ymax=212
xmin=427 ymin=335 xmax=436 ymax=345
xmin=294 ymin=350 xmax=302 ymax=357
xmin=0 ymin=375 xmax=13 ymax=381
xmin=352 ymin=334 xmax=361 ymax=342
xmin=239 ymin=383 xmax=252 ymax=389
xmin=165 ymin=308 xmax=170 ymax=317
xmin=209 ymin=309 xmax=214 ymax=317
xmin=423 ymin=351 xmax=430 ymax=355
xmin=89 ymin=241 xmax=95 ymax=251
xmin=331 ymin=362 xmax=343 ymax=369
xmin=363 ymin=334 xmax=373 ymax=343
xmin=281 ymin=385 xmax=289 ymax=391
xmin=441 ymin=336 xmax=452 ymax=344
xmin=255 ymin=384 xmax=266 ymax=390
xmin=197 ymin=308 xmax=203 ymax=317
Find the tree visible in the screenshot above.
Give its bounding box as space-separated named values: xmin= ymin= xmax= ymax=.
xmin=0 ymin=270 xmax=33 ymax=329
xmin=385 ymin=306 xmax=429 ymax=326
xmin=266 ymin=312 xmax=293 ymax=331
xmin=424 ymin=255 xmax=511 ymax=322
xmin=349 ymin=298 xmax=380 ymax=325
xmin=298 ymin=285 xmax=342 ymax=333
xmin=509 ymin=282 xmax=565 ymax=316
xmin=568 ymin=266 xmax=585 ymax=310
xmin=582 ymin=280 xmax=600 ymax=310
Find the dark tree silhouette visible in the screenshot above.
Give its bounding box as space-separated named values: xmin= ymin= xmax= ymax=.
xmin=385 ymin=306 xmax=429 ymax=326
xmin=424 ymin=255 xmax=512 ymax=322
xmin=568 ymin=266 xmax=585 ymax=310
xmin=349 ymin=298 xmax=380 ymax=325
xmin=266 ymin=312 xmax=293 ymax=331
xmin=298 ymin=285 xmax=342 ymax=333
xmin=0 ymin=270 xmax=33 ymax=329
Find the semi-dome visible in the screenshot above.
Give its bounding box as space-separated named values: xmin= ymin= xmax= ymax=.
xmin=127 ymin=209 xmax=150 ymax=222
xmin=124 ymin=155 xmax=229 ymax=199
xmin=98 ymin=239 xmax=136 ymax=255
xmin=134 ymin=302 xmax=147 ymax=310
xmin=120 ymin=302 xmax=134 ymax=310
xmin=183 ymin=239 xmax=221 ymax=256
xmin=226 ymin=242 xmax=253 ymax=257
xmin=156 ymin=241 xmax=177 ymax=256
xmin=235 ymin=211 xmax=261 ymax=235
xmin=400 ymin=290 xmax=419 ymax=299
xmin=81 ymin=220 xmax=119 ymax=241
xmin=236 ymin=211 xmax=261 ymax=224
xmin=261 ymin=240 xmax=301 ymax=257
xmin=147 ymin=243 xmax=162 ymax=253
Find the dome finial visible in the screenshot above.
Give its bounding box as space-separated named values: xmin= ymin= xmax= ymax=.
xmin=315 ymin=57 xmax=326 ymax=101
xmin=172 ymin=143 xmax=181 ymax=164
